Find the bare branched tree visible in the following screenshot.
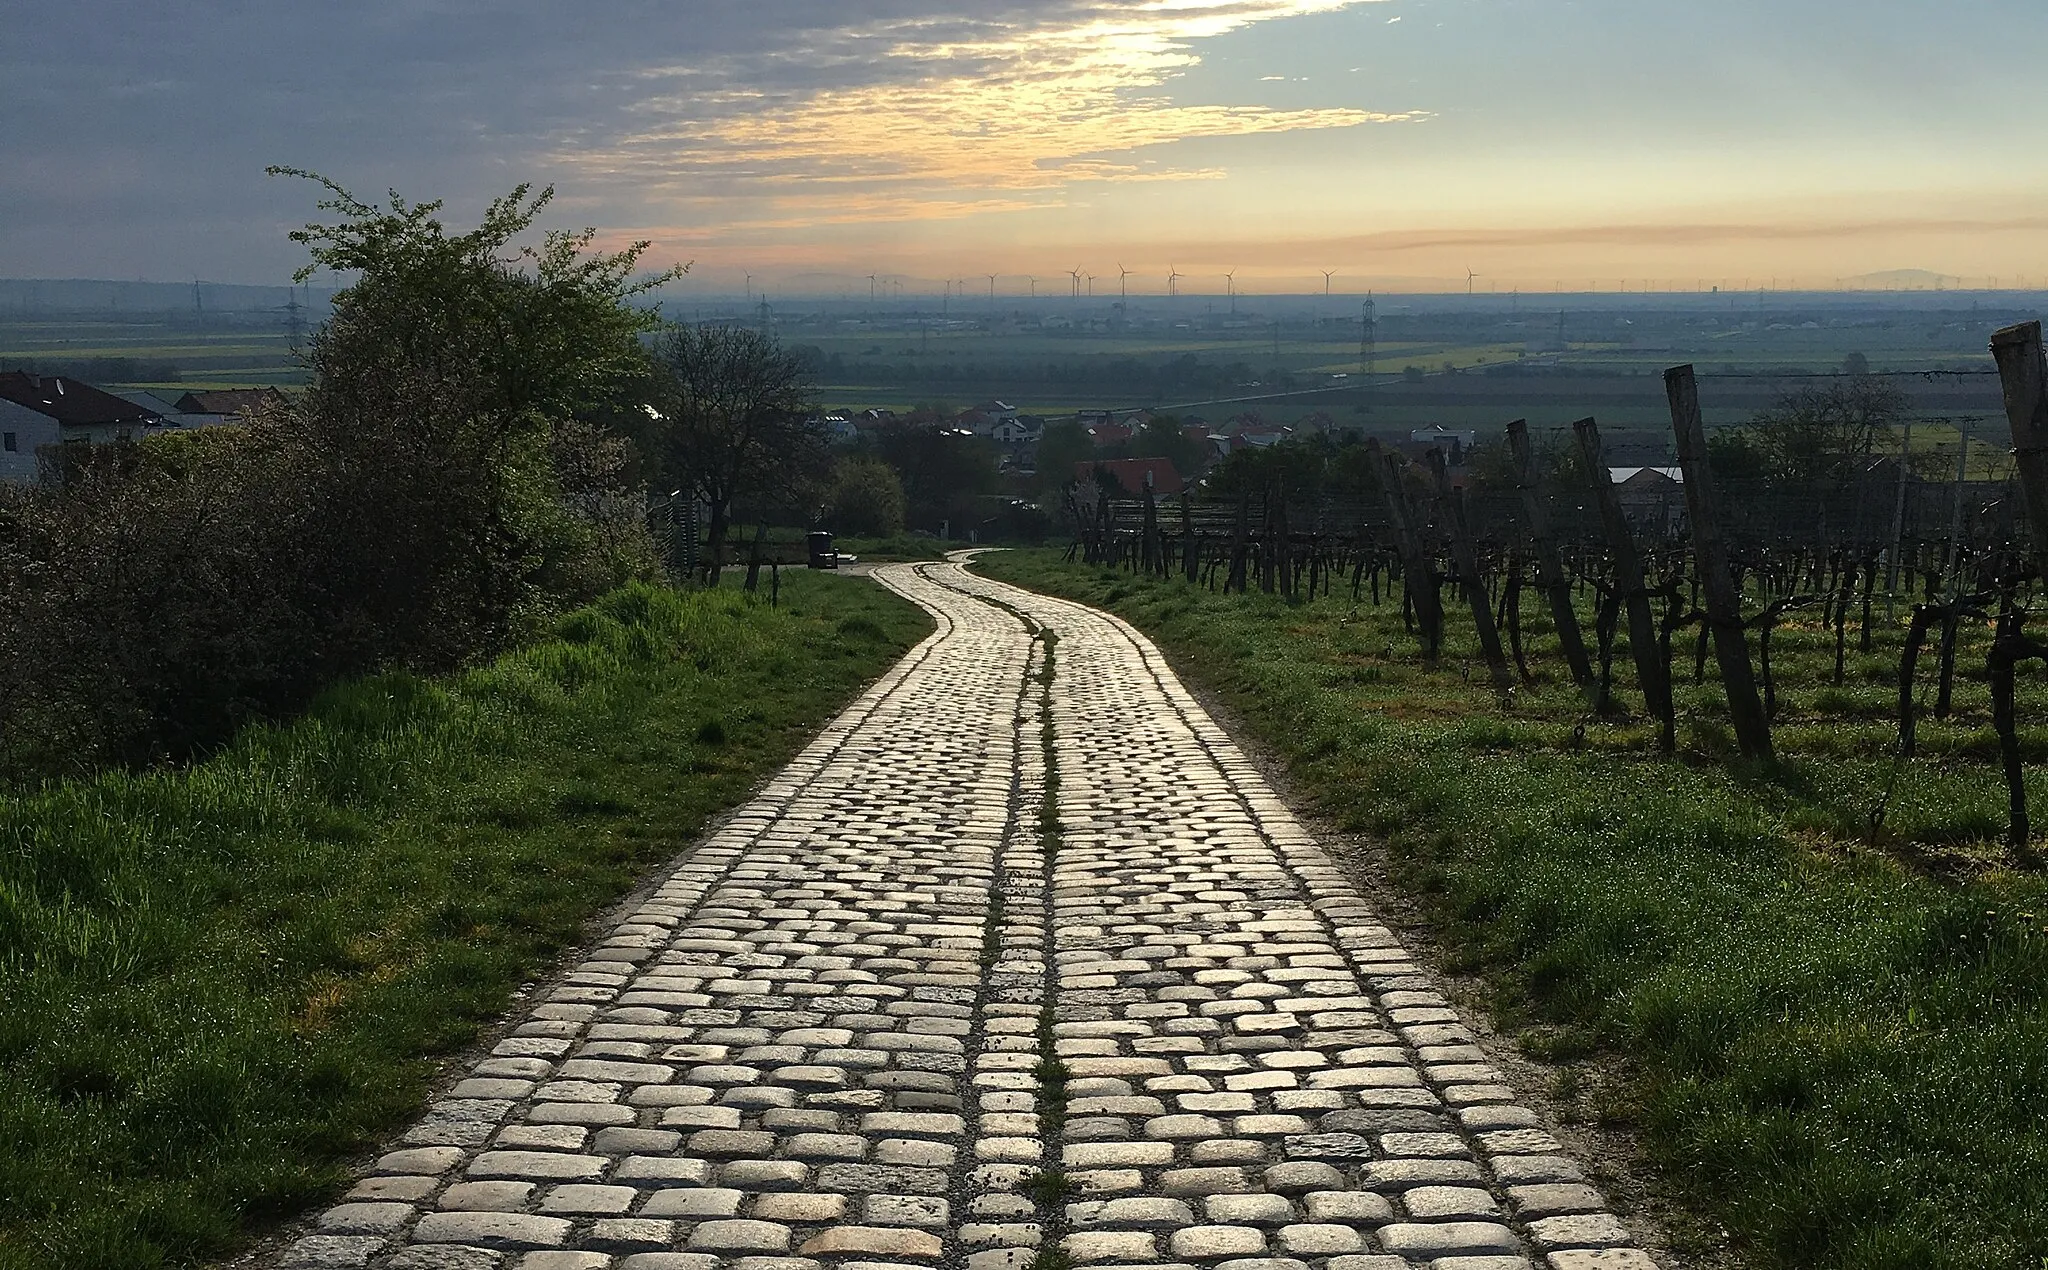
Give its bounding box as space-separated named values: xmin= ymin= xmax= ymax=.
xmin=641 ymin=325 xmax=826 ymax=581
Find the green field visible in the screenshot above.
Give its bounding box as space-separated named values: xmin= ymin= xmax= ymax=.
xmin=0 ymin=574 xmax=929 ymax=1269
xmin=977 ymin=548 xmax=2048 ymax=1270
xmin=0 ymin=318 xmax=307 ymax=390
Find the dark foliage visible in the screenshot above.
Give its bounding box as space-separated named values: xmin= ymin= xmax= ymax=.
xmin=0 ymin=175 xmax=668 ymax=781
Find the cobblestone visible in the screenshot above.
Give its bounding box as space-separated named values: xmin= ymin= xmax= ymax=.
xmin=288 ymin=561 xmax=1654 ymax=1269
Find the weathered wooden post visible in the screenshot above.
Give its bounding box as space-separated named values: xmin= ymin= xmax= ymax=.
xmin=1507 ymin=418 xmax=1594 ymax=691
xmin=1366 ymin=440 xmax=1444 ymax=662
xmin=1275 ymin=485 xmax=1295 ymax=599
xmin=1141 ymin=481 xmax=1161 ymax=577
xmin=1228 ymin=493 xmax=1250 ymax=594
xmin=1574 ymin=417 xmax=1675 ymax=751
xmin=1986 ymin=321 xmax=2048 ymax=862
xmin=1181 ymin=494 xmax=1199 ymax=583
xmin=1885 ymin=420 xmax=1912 ymax=614
xmin=1428 ymin=448 xmax=1513 ymax=691
xmin=1991 ymin=321 xmax=2048 ymax=579
xmin=1666 ymin=366 xmax=1774 ymax=761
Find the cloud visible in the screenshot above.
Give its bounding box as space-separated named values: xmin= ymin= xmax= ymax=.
xmin=554 ymin=1 xmax=1415 ymax=225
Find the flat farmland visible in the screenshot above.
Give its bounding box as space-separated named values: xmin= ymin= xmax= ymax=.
xmin=0 ymin=318 xmax=306 ymax=389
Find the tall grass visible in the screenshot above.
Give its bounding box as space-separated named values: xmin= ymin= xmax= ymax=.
xmin=977 ymin=550 xmax=2048 ymax=1270
xmin=0 ymin=574 xmax=929 ymax=1269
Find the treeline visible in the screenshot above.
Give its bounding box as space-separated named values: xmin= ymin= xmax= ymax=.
xmin=792 ymin=347 xmax=1302 ymax=397
xmin=0 ymin=174 xmax=830 ymax=783
xmin=1 ymin=357 xmax=183 ymax=385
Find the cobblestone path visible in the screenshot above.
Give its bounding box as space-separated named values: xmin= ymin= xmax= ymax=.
xmin=285 ymin=561 xmax=1656 ymax=1270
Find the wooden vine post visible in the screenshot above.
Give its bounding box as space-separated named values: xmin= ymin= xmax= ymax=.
xmin=1987 ymin=320 xmax=2048 ymax=861
xmin=1365 ymin=440 xmax=1444 ymax=662
xmin=1428 ymin=448 xmax=1514 ymax=692
xmin=1666 ymin=365 xmax=1774 ymax=761
xmin=1507 ymin=418 xmax=1595 ymax=692
xmin=1992 ymin=322 xmax=2048 ymax=580
xmin=1573 ymin=417 xmax=1675 ymax=751
xmin=1141 ymin=481 xmax=1161 ymax=577
xmin=1227 ymin=492 xmax=1250 ymax=594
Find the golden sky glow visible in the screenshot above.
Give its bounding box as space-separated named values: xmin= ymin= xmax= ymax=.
xmin=550 ymin=0 xmax=2048 ymax=295
xmin=10 ymin=0 xmax=2048 ymax=288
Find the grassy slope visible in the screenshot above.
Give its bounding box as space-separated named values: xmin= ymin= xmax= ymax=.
xmin=975 ymin=549 xmax=2048 ymax=1270
xmin=0 ymin=573 xmax=930 ymax=1269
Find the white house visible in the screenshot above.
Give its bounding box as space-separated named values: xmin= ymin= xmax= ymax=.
xmin=0 ymin=372 xmax=165 ymax=482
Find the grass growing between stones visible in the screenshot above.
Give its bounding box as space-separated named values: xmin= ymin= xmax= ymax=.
xmin=1026 ymin=627 xmax=1075 ymax=1270
xmin=976 ymin=549 xmax=2048 ymax=1270
xmin=0 ymin=574 xmax=929 ymax=1270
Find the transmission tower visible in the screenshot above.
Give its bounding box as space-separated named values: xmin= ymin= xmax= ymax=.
xmin=1359 ymin=291 xmax=1377 ymax=413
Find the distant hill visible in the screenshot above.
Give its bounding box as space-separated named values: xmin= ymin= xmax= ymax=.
xmin=1848 ymin=269 xmax=1961 ymax=290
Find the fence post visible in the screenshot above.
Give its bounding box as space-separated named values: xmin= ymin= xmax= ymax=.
xmin=1366 ymin=439 xmax=1443 ymax=662
xmin=1427 ymin=448 xmax=1513 ymax=691
xmin=1228 ymin=493 xmax=1250 ymax=594
xmin=1141 ymin=481 xmax=1161 ymax=577
xmin=1507 ymin=418 xmax=1595 ymax=691
xmin=1666 ymin=366 xmax=1774 ymax=761
xmin=1182 ymin=493 xmax=1198 ymax=582
xmin=1991 ymin=321 xmax=2048 ymax=578
xmin=1885 ymin=420 xmax=1912 ymax=614
xmin=1574 ymin=417 xmax=1675 ymax=749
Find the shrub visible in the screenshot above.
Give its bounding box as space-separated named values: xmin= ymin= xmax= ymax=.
xmin=0 ymin=175 xmax=671 ymax=782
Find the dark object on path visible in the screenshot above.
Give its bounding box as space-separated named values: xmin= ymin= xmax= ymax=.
xmin=809 ymin=530 xmax=839 ymax=569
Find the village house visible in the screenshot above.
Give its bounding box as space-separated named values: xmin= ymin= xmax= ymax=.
xmin=0 ymin=372 xmax=165 ymax=482
xmin=173 ymin=387 xmax=287 ymax=419
xmin=1075 ymin=456 xmax=1186 ymax=500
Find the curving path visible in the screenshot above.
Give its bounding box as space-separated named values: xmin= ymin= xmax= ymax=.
xmin=283 ymin=560 xmax=1657 ymax=1270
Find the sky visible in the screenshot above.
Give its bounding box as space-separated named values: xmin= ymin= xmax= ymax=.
xmin=5 ymin=0 xmax=2047 ymax=295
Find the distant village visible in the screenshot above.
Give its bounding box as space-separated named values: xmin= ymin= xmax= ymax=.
xmin=813 ymin=396 xmax=1686 ymax=519
xmin=0 ymin=370 xmax=1692 ymax=526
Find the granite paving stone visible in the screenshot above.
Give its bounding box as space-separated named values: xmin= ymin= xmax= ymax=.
xmin=286 ymin=562 xmax=1653 ymax=1270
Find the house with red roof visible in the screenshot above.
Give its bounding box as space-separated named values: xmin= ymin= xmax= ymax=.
xmin=1075 ymin=457 xmax=1185 ymax=498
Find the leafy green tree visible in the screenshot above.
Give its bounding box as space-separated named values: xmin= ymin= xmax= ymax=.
xmin=273 ymin=168 xmax=675 ymax=660
xmin=869 ymin=422 xmax=997 ymax=534
xmin=1034 ymin=419 xmax=1093 ymax=492
xmin=825 ymin=456 xmax=907 ymax=536
xmin=1127 ymin=414 xmax=1204 ymax=478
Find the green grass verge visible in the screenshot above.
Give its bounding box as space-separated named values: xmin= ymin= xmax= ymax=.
xmin=974 ymin=548 xmax=2048 ymax=1270
xmin=0 ymin=573 xmax=930 ymax=1269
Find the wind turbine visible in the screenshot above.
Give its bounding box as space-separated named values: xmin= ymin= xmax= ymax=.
xmin=1322 ymin=270 xmax=1335 ymax=297
xmin=1028 ymin=276 xmax=1037 ymax=299
xmin=1086 ymin=273 xmax=1096 ymax=298
xmin=1224 ymin=268 xmax=1237 ymax=314
xmin=1068 ymin=266 xmax=1082 ymax=299
xmin=1118 ymin=264 xmax=1132 ymax=300
xmin=1465 ymin=268 xmax=1479 ymax=296
xmin=988 ymin=274 xmax=998 ymax=302
xmin=868 ymin=274 xmax=877 ymax=304
xmin=1167 ymin=266 xmax=1183 ymax=298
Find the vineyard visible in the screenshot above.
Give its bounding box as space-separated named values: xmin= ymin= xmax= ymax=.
xmin=1065 ymin=322 xmax=2048 ymax=866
